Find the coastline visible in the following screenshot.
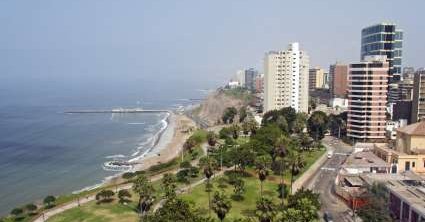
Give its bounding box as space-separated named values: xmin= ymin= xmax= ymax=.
xmin=130 ymin=112 xmax=195 ymax=171
xmin=98 ymin=111 xmax=195 ymax=188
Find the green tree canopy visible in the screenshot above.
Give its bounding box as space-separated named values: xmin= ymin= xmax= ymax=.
xmin=307 ymin=111 xmax=329 ymax=141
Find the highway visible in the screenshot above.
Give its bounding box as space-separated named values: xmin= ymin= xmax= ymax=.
xmin=304 ymin=136 xmax=357 ymax=222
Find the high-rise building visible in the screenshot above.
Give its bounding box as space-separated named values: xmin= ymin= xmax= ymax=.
xmin=411 ymin=70 xmax=425 ymax=123
xmin=403 ymin=66 xmax=415 ymax=80
xmin=245 ymin=68 xmax=258 ymax=92
xmin=361 ymin=23 xmax=403 ymax=103
xmin=347 ymin=56 xmax=389 ymax=141
xmin=234 ymin=70 xmax=245 ymax=86
xmin=254 ymin=74 xmax=264 ymax=93
xmin=329 ymin=63 xmax=348 ymax=98
xmin=309 ymin=67 xmax=326 ymax=91
xmin=264 ymin=42 xmax=309 ymax=113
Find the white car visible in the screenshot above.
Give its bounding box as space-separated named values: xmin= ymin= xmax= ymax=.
xmin=327 ymin=151 xmax=334 ymax=159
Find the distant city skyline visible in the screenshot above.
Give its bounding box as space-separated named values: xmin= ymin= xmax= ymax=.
xmin=0 ymin=0 xmax=424 ymax=97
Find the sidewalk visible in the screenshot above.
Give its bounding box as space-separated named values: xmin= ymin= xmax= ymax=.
xmin=291 ymin=144 xmax=331 ymax=194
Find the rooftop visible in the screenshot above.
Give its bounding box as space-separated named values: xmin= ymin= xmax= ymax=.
xmin=386 ymin=179 xmax=425 ymax=216
xmin=396 ymin=121 xmax=425 ymax=136
xmin=342 ymin=151 xmax=389 ymax=169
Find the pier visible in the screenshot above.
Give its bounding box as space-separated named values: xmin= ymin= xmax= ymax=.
xmin=64 ymin=108 xmax=170 ymax=114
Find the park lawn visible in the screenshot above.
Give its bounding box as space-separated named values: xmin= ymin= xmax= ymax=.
xmin=180 ymin=171 xmax=281 ymax=221
xmin=47 ymin=201 xmax=139 ymax=222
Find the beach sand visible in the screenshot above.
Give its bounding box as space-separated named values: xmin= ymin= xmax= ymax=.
xmin=131 ymin=113 xmax=196 ymax=171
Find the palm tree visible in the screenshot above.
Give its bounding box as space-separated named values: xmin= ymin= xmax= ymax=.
xmin=289 ymin=151 xmax=305 ymax=193
xmin=255 ymin=197 xmax=276 ymax=222
xmin=255 ymin=155 xmax=271 ymax=197
xmin=212 ymin=191 xmax=232 ymax=222
xmin=200 ymin=156 xmax=217 ymax=217
xmin=274 ymin=137 xmax=287 ymax=206
xmin=133 ymin=174 xmax=155 ymax=219
xmin=207 ymin=131 xmax=218 ymax=147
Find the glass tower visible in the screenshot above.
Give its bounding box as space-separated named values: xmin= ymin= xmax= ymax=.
xmin=361 ymin=23 xmax=403 ymax=83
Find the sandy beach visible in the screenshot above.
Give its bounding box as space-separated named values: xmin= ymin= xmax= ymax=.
xmin=131 ymin=113 xmax=196 ymax=171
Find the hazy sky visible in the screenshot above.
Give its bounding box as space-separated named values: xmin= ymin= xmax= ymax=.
xmin=0 ymin=0 xmax=424 ymax=103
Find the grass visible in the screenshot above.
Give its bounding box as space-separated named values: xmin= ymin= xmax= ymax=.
xmin=47 ymin=201 xmax=139 ymax=222
xmin=181 ymin=170 xmax=281 ymax=221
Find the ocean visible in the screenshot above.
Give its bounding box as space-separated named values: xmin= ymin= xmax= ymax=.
xmin=0 ymin=89 xmax=210 ymax=216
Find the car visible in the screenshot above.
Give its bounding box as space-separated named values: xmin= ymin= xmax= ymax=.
xmin=327 ymin=151 xmax=334 ymax=159
xmin=324 ymin=212 xmax=334 ymax=222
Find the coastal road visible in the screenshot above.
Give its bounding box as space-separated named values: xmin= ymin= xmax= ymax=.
xmin=32 ymin=158 xmax=201 ymax=222
xmin=304 ymin=136 xmax=354 ymax=222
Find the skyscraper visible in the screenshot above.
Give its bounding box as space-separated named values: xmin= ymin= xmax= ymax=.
xmin=347 ymin=56 xmax=389 ymax=141
xmin=411 ymin=70 xmax=425 ymax=123
xmin=263 ymin=42 xmax=309 ymax=113
xmin=329 ymin=63 xmax=348 ymax=98
xmin=245 ymin=68 xmax=258 ymax=92
xmin=361 ymin=23 xmax=403 ymax=82
xmin=309 ymin=67 xmax=326 ymax=91
xmin=361 ymin=23 xmax=403 ymax=103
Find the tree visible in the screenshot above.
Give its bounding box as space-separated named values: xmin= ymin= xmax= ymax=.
xmin=357 ymin=183 xmax=394 ymax=222
xmin=293 ymin=113 xmax=308 ymax=134
xmin=307 ymin=111 xmax=329 ymax=141
xmin=328 ymin=112 xmax=347 ymax=138
xmin=118 ymin=189 xmax=132 ymax=204
xmin=122 ymin=172 xmax=136 ymax=180
xmin=162 ymin=173 xmax=177 ymax=200
xmin=10 ymin=208 xmax=23 ymax=219
xmin=280 ymin=198 xmax=319 ymax=222
xmin=274 ymin=136 xmax=287 ymax=206
xmin=255 ymin=155 xmax=271 ymax=197
xmin=95 ymin=190 xmax=115 ymax=203
xmin=287 ymin=188 xmax=320 ymax=209
xmin=25 ymin=203 xmax=38 ymax=215
xmin=207 ymin=131 xmax=218 ymax=147
xmin=229 ymin=143 xmax=255 ymax=173
xmin=232 ymin=178 xmax=245 ymax=201
xmin=230 ymin=124 xmax=240 ymax=139
xmin=239 ymin=107 xmax=247 ymax=123
xmin=200 ymin=156 xmax=217 ymax=217
xmin=184 ymin=137 xmax=197 ymax=153
xmin=289 ymin=151 xmax=305 ymax=193
xmin=255 ymin=197 xmax=276 ymax=222
xmin=43 ymin=195 xmax=56 ymax=208
xmin=133 ymin=174 xmax=155 ymax=217
xmin=297 ymin=132 xmax=313 ymax=151
xmin=145 ymin=198 xmax=211 ymax=222
xmin=212 ymin=192 xmax=232 ymax=222
xmin=276 ymin=116 xmax=289 ymax=133
xmin=222 ymin=107 xmax=238 ymax=124
xmin=241 ymin=121 xmax=250 ymax=136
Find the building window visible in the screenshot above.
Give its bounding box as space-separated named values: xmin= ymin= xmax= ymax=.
xmin=412 ymin=162 xmax=415 ymax=168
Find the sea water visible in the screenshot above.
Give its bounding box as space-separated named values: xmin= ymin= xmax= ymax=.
xmin=0 ymin=92 xmax=209 ymax=216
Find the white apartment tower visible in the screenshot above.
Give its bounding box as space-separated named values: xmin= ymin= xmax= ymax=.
xmin=264 ymin=42 xmax=309 ymax=113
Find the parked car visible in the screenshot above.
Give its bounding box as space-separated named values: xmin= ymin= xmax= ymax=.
xmin=324 ymin=211 xmax=334 ymax=222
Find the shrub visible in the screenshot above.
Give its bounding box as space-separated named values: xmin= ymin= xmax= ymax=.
xmin=122 ymin=172 xmax=136 ymax=180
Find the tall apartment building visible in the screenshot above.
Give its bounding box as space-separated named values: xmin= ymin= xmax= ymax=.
xmin=329 ymin=63 xmax=348 ymax=98
xmin=309 ymin=67 xmax=326 ymax=91
xmin=361 ymin=23 xmax=403 ymax=103
xmin=245 ymin=68 xmax=258 ymax=92
xmin=411 ymin=70 xmax=425 ymax=123
xmin=347 ymin=56 xmax=389 ymax=141
xmin=264 ymin=42 xmax=309 ymax=113
xmin=254 ymin=74 xmax=264 ymax=93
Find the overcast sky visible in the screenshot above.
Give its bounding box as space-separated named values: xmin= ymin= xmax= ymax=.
xmin=0 ymin=0 xmax=424 ymax=99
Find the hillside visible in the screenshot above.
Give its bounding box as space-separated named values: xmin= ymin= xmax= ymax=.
xmin=195 ymin=88 xmax=252 ymax=126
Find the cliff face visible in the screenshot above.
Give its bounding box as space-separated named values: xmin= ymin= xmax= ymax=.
xmin=196 ymin=88 xmax=251 ymax=126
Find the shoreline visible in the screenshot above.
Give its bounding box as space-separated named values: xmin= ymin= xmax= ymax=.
xmin=93 ymin=111 xmax=196 ymax=189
